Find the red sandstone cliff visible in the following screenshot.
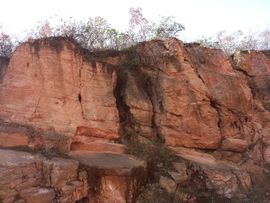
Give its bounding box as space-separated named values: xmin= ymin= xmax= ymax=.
xmin=0 ymin=37 xmax=270 ymax=202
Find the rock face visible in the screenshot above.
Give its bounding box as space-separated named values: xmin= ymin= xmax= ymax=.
xmin=171 ymin=146 xmax=252 ymax=199
xmin=117 ymin=39 xmax=266 ymax=151
xmin=1 ymin=38 xmax=266 ymax=150
xmin=1 ymin=37 xmax=270 ymax=202
xmin=0 ymin=38 xmax=119 ymax=141
xmin=69 ymin=151 xmax=147 ymax=203
xmin=0 ymin=149 xmax=88 ymax=203
xmin=118 ymin=40 xmax=221 ymax=148
xmin=0 ymin=120 xmax=71 ymax=151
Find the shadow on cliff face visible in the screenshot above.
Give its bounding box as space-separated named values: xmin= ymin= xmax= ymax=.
xmin=244 ymin=164 xmax=270 ymax=203
xmin=0 ymin=56 xmax=9 ymax=81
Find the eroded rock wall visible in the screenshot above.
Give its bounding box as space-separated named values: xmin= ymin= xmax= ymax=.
xmin=0 ymin=37 xmax=270 ymax=202
xmin=118 ymin=39 xmax=221 ymax=148
xmin=0 ymin=149 xmax=88 ymax=203
xmin=1 ymin=37 xmax=270 ymax=151
xmin=0 ymin=39 xmax=119 ymax=141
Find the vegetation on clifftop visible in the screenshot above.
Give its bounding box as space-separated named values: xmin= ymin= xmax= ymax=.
xmin=1 ymin=7 xmax=270 ymax=58
xmin=0 ymin=7 xmax=184 ymax=57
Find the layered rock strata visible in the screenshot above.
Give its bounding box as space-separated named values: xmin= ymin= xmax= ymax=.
xmin=0 ymin=37 xmax=270 ymax=202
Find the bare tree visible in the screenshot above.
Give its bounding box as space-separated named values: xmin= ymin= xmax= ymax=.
xmin=1 ymin=7 xmax=185 ymax=53
xmin=199 ymin=30 xmax=270 ymax=55
xmin=0 ymin=32 xmax=14 ymax=57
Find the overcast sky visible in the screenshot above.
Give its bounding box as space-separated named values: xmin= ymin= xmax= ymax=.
xmin=0 ymin=0 xmax=269 ymax=41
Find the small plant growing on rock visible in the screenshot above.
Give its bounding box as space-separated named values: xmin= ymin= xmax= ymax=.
xmin=126 ymin=138 xmax=179 ymax=178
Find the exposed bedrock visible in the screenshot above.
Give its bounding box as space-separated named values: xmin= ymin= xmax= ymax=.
xmin=2 ymin=37 xmax=269 ymax=150
xmin=0 ymin=38 xmax=119 ymax=142
xmin=1 ymin=37 xmax=270 ymax=202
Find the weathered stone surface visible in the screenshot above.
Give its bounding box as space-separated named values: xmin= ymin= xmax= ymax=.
xmin=159 ymin=176 xmax=177 ymax=193
xmin=204 ymin=169 xmax=238 ymax=198
xmin=0 ymin=149 xmax=88 ymax=203
xmin=236 ymin=51 xmax=270 ymax=110
xmin=69 ymin=151 xmax=147 ymax=203
xmin=214 ymin=151 xmax=244 ymax=163
xmin=168 ymin=171 xmax=189 ymax=184
xmin=204 ymin=168 xmax=251 ymax=199
xmin=1 ymin=37 xmax=265 ymax=151
xmin=0 ymin=120 xmax=71 ymax=151
xmin=20 ymin=187 xmax=55 ymax=203
xmin=186 ymin=44 xmax=253 ymax=141
xmin=1 ymin=37 xmax=270 ymax=201
xmin=173 ymin=162 xmax=187 ymax=173
xmin=262 ymin=127 xmax=270 ymax=145
xmin=171 ymin=147 xmax=221 ymax=167
xmin=0 ymin=131 xmax=29 ymax=148
xmin=71 ymin=135 xmax=126 ymax=153
xmin=264 ymin=147 xmax=270 ymax=163
xmin=59 ymin=179 xmax=88 ymax=203
xmin=171 ymin=147 xmax=252 ymax=198
xmin=69 ymin=151 xmax=146 ymax=175
xmin=0 ymin=38 xmax=119 ymax=140
xmin=43 ymin=157 xmax=79 ymax=188
xmin=221 ymin=138 xmax=249 ymax=152
xmin=167 ymin=162 xmax=190 ymax=183
xmin=14 ymin=199 xmax=26 ymax=203
xmin=119 ymin=39 xmax=221 ymax=149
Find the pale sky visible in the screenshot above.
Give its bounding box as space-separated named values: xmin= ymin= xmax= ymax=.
xmin=0 ymin=0 xmax=269 ymax=41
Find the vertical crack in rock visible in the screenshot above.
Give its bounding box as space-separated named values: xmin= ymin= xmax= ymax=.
xmin=113 ymin=47 xmax=163 ymax=141
xmin=191 ymin=61 xmax=224 ymax=138
xmin=130 ymin=48 xmax=164 ymax=141
xmin=30 ymin=96 xmax=41 ymax=119
xmin=114 ymin=63 xmax=134 ymax=140
xmin=78 ymin=57 xmax=86 ymax=120
xmin=142 ymin=71 xmax=164 ymax=141
xmin=183 ymin=45 xmax=224 ymax=143
xmin=0 ymin=56 xmax=9 ymax=82
xmin=209 ymin=99 xmax=223 ymax=140
xmin=230 ymin=55 xmax=257 ymax=102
